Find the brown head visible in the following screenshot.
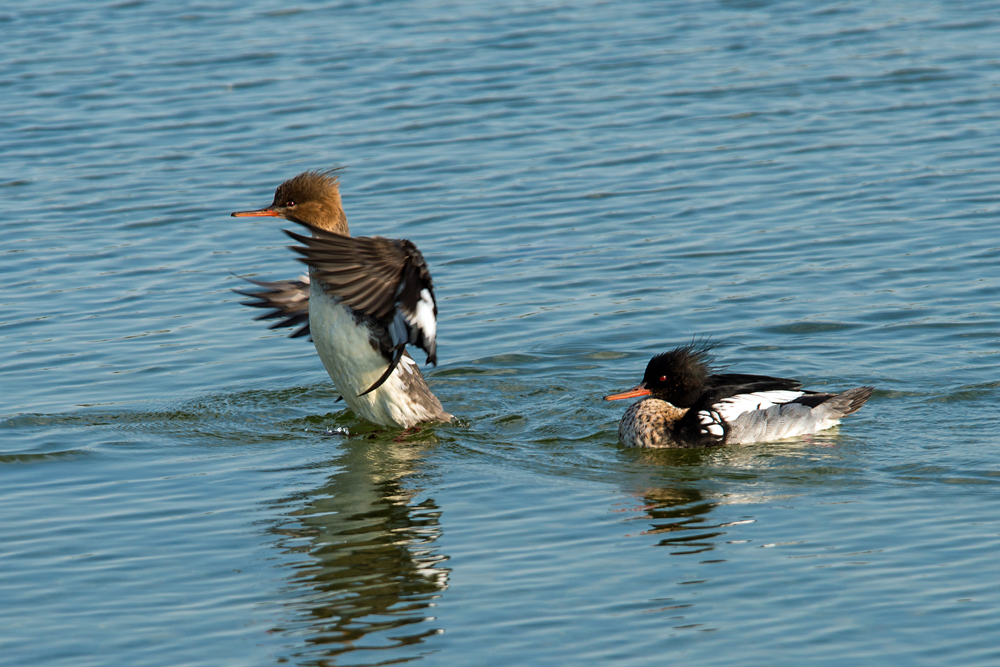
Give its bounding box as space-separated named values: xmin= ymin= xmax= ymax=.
xmin=231 ymin=170 xmax=349 ymax=235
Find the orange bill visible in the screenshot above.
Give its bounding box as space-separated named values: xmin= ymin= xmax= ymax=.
xmin=603 ymin=384 xmax=650 ymax=401
xmin=232 ymin=207 xmax=279 ymax=217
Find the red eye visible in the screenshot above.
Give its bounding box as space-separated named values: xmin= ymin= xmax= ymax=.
xmin=659 ymin=375 xmax=667 ymax=382
xmin=285 ymin=200 xmax=296 ymax=207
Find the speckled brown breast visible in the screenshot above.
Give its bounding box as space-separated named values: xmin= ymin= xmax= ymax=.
xmin=617 ymin=398 xmax=689 ymax=448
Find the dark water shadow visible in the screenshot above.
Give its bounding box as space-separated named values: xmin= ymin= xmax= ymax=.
xmin=617 ymin=448 xmax=731 ymax=556
xmin=615 ymin=440 xmax=861 ymax=556
xmin=628 ymin=487 xmax=723 ymax=555
xmin=269 ymin=435 xmax=449 ymax=666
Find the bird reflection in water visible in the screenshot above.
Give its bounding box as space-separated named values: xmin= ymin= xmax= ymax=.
xmin=621 ymin=448 xmax=758 ymax=556
xmin=626 ymin=486 xmax=722 ymax=555
xmin=271 ymin=436 xmax=449 ymax=664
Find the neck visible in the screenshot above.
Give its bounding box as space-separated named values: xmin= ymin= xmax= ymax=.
xmin=310 ymin=197 xmax=349 ymax=235
xmin=315 ymin=212 xmax=349 ymax=235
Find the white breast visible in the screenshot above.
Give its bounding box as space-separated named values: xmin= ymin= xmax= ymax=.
xmin=309 ymin=283 xmax=443 ymax=428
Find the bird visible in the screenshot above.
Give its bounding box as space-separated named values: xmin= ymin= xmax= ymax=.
xmin=232 ymin=170 xmax=452 ymax=428
xmin=604 ymin=343 xmax=872 ymax=448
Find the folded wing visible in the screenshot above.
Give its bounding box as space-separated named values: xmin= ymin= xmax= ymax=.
xmin=680 ymin=379 xmax=873 ymax=445
xmin=676 ymin=375 xmax=804 ymax=445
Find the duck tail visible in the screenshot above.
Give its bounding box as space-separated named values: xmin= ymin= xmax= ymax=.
xmin=825 ymin=386 xmax=874 ymax=418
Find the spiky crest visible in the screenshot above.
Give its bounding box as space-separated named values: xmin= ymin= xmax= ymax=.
xmin=271 ymin=169 xmax=349 ymax=234
xmin=642 ymin=341 xmax=718 ymax=407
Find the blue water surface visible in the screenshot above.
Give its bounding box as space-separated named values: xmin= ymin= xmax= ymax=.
xmin=3 ymin=1 xmax=1000 ymax=665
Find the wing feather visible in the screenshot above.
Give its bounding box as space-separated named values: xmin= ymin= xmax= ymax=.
xmin=712 ymin=389 xmax=806 ymax=423
xmin=232 ymin=275 xmax=311 ymax=339
xmin=286 ymin=223 xmax=439 ymax=365
xmin=675 ymin=376 xmax=806 ymax=444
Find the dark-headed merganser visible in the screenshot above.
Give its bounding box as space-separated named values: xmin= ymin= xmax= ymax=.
xmin=604 ymin=343 xmax=872 ymax=448
xmin=232 ymin=170 xmax=452 ymax=428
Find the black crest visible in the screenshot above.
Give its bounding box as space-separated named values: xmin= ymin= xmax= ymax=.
xmin=642 ymin=341 xmax=718 ymax=407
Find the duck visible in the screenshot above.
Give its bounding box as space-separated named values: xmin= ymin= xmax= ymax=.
xmin=604 ymin=343 xmax=872 ymax=448
xmin=232 ymin=170 xmax=452 ymax=428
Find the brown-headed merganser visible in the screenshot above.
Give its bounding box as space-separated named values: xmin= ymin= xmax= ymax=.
xmin=232 ymin=170 xmax=452 ymax=428
xmin=604 ymin=343 xmax=872 ymax=448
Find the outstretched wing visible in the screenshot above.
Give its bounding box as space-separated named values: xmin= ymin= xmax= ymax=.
xmin=232 ymin=275 xmax=311 ymax=339
xmin=285 ymin=224 xmax=438 ymax=365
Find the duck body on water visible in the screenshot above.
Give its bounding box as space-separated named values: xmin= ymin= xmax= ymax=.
xmin=231 ymin=174 xmax=873 ymax=442
xmin=232 ymin=171 xmax=451 ymax=429
xmin=605 ymin=343 xmax=873 ymax=448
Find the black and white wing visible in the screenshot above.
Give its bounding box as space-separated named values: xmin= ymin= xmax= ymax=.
xmin=232 ymin=276 xmax=311 ymax=339
xmin=284 ymin=224 xmax=438 ymax=365
xmin=721 ymin=386 xmax=874 ymax=444
xmin=677 ymin=375 xmax=804 ymax=445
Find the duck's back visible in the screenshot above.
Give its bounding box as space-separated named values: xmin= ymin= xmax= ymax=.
xmin=712 ymin=386 xmax=874 ymax=445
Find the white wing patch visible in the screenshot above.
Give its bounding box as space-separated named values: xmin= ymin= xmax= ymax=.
xmin=713 ymin=390 xmax=805 ymax=423
xmin=698 ymin=409 xmax=725 ymax=437
xmin=391 ymin=287 xmax=436 ymax=349
xmin=409 ymin=288 xmax=437 ymax=343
